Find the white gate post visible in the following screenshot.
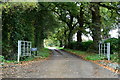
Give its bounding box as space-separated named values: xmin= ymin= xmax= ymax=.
xmin=30 ymin=42 xmax=32 ymax=56
xmin=107 ymin=43 xmax=110 ymax=60
xmin=18 ymin=40 xmax=21 ymax=62
xmin=104 ymin=44 xmax=106 ymax=56
xmin=99 ymin=43 xmax=100 ymax=55
xmin=23 ymin=41 xmax=25 ymax=56
xmin=101 ymin=43 xmax=102 ymax=55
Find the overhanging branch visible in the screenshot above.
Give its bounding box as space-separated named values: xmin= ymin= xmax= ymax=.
xmin=97 ymin=3 xmax=118 ymax=10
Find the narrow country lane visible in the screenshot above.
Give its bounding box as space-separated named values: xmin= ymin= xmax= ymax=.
xmin=2 ymin=49 xmax=118 ymax=78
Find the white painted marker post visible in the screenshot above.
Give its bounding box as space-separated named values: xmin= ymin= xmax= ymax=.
xmin=107 ymin=43 xmax=110 ymax=60
xmin=18 ymin=40 xmax=21 ymax=62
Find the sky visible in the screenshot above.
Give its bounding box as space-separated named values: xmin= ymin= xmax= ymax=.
xmin=109 ymin=29 xmax=118 ymax=38
xmin=73 ymin=29 xmax=119 ymax=41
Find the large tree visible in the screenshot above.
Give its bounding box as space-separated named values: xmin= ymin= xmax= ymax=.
xmin=76 ymin=3 xmax=84 ymax=43
xmin=2 ymin=2 xmax=59 ymax=59
xmin=53 ymin=2 xmax=78 ymax=47
xmin=88 ymin=2 xmax=102 ymax=52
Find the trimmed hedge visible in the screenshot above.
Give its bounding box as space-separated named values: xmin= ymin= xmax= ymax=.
xmin=68 ymin=40 xmax=93 ymax=51
xmin=68 ymin=38 xmax=119 ymax=54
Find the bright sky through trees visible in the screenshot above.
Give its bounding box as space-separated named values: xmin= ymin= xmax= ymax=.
xmin=73 ymin=29 xmax=118 ymax=41
xmin=109 ymin=29 xmax=118 ymax=38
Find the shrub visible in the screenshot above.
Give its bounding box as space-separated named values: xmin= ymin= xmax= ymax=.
xmin=104 ymin=38 xmax=119 ymax=54
xmin=68 ymin=40 xmax=93 ymax=51
xmin=0 ymin=55 xmax=5 ymax=62
xmin=80 ymin=40 xmax=93 ymax=51
xmin=68 ymin=41 xmax=81 ymax=50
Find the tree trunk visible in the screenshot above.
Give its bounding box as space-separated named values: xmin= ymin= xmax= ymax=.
xmin=89 ymin=3 xmax=101 ymax=53
xmin=34 ymin=25 xmax=44 ymax=50
xmin=77 ymin=31 xmax=82 ymax=42
xmin=77 ymin=4 xmax=84 ymax=43
xmin=64 ymin=29 xmax=68 ymax=47
xmin=59 ymin=40 xmax=63 ymax=47
xmin=68 ymin=29 xmax=73 ymax=48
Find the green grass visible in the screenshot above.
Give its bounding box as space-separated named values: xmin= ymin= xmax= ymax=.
xmin=64 ymin=48 xmax=91 ymax=56
xmin=54 ymin=47 xmax=64 ymax=49
xmin=0 ymin=48 xmax=51 ymax=64
xmin=86 ymin=54 xmax=119 ymax=62
xmin=37 ymin=48 xmax=51 ymax=58
xmin=45 ymin=46 xmax=64 ymax=49
xmin=22 ymin=48 xmax=51 ymax=60
xmin=85 ymin=55 xmax=106 ymax=60
xmin=21 ymin=56 xmax=35 ymax=61
xmin=64 ymin=49 xmax=119 ymax=62
xmin=110 ymin=54 xmax=119 ymax=63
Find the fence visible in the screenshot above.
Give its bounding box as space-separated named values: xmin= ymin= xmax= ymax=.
xmin=99 ymin=42 xmax=110 ymax=60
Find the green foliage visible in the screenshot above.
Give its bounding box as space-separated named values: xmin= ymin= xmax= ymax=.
xmin=64 ymin=48 xmax=88 ymax=55
xmin=68 ymin=40 xmax=93 ymax=51
xmin=45 ymin=24 xmax=69 ymax=47
xmin=64 ymin=49 xmax=119 ymax=62
xmin=110 ymin=54 xmax=119 ymax=63
xmin=80 ymin=41 xmax=93 ymax=51
xmin=54 ymin=47 xmax=64 ymax=49
xmin=104 ymin=38 xmax=119 ymax=53
xmin=0 ymin=55 xmax=5 ymax=62
xmin=37 ymin=48 xmax=51 ymax=58
xmin=0 ymin=48 xmax=51 ymax=63
xmin=85 ymin=54 xmax=106 ymax=60
xmin=2 ymin=2 xmax=119 ymax=61
xmin=2 ymin=2 xmax=59 ymax=60
xmin=44 ymin=38 xmax=60 ymax=47
xmin=68 ymin=41 xmax=81 ymax=50
xmin=3 ymin=48 xmax=50 ymax=62
xmin=20 ymin=56 xmax=35 ymax=61
xmin=86 ymin=54 xmax=119 ymax=62
xmin=2 ymin=2 xmax=37 ymax=59
xmin=100 ymin=3 xmax=118 ymax=37
xmin=0 ymin=55 xmax=17 ymax=64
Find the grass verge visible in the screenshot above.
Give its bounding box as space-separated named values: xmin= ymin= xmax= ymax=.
xmin=37 ymin=48 xmax=51 ymax=58
xmin=0 ymin=48 xmax=51 ymax=64
xmin=64 ymin=48 xmax=119 ymax=62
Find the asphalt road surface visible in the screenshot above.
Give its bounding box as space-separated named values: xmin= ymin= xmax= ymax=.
xmin=2 ymin=49 xmax=119 ymax=78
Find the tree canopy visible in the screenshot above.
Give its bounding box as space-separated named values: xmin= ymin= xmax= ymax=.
xmin=2 ymin=2 xmax=119 ymax=59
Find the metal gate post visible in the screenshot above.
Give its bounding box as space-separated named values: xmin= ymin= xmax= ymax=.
xmin=104 ymin=44 xmax=106 ymax=56
xmin=107 ymin=43 xmax=110 ymax=60
xmin=99 ymin=43 xmax=100 ymax=56
xmin=18 ymin=40 xmax=21 ymax=62
xmin=30 ymin=42 xmax=32 ymax=56
xmin=101 ymin=43 xmax=102 ymax=55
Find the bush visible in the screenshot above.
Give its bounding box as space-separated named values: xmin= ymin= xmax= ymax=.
xmin=68 ymin=40 xmax=93 ymax=51
xmin=81 ymin=40 xmax=93 ymax=51
xmin=0 ymin=55 xmax=5 ymax=62
xmin=68 ymin=41 xmax=81 ymax=50
xmin=104 ymin=38 xmax=119 ymax=54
